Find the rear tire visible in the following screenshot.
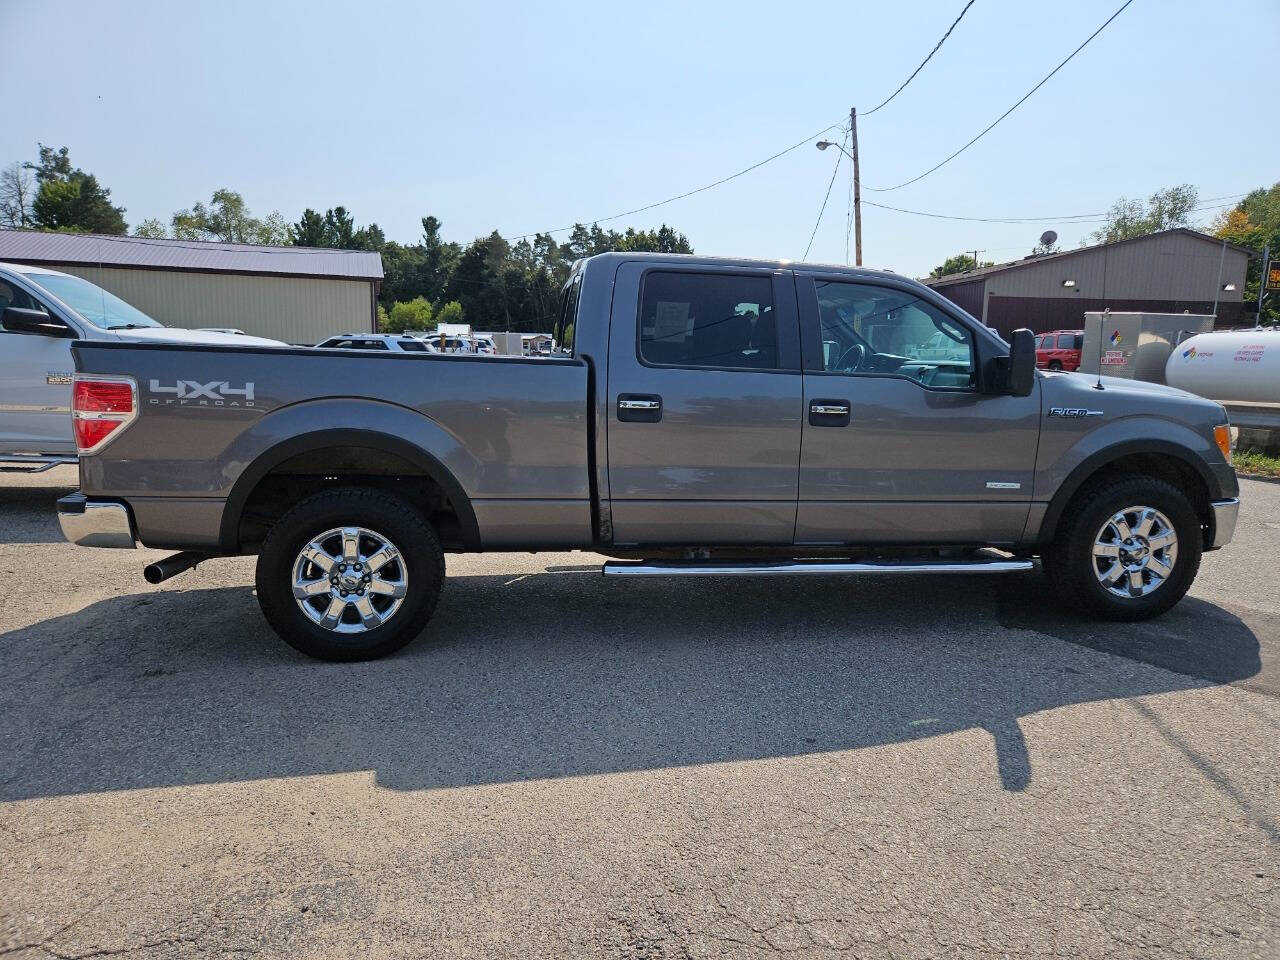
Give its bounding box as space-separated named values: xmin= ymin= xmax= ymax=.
xmin=255 ymin=487 xmax=444 ymax=661
xmin=1043 ymin=474 xmax=1201 ymax=621
xmin=1048 ymin=360 xmax=1063 ymax=371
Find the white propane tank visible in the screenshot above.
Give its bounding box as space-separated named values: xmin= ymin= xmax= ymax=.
xmin=1165 ymin=330 xmax=1280 ymax=403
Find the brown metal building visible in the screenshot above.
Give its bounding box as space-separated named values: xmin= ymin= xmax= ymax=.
xmin=926 ymin=228 xmax=1251 ymax=339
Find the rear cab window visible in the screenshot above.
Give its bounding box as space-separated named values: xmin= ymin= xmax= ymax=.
xmin=638 ymin=271 xmax=777 ymax=370
xmin=554 ymin=273 xmax=581 ymax=357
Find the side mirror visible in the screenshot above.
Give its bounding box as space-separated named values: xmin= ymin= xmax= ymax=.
xmin=1007 ymin=327 xmax=1036 ymax=397
xmin=1 ymin=306 xmax=72 ymax=338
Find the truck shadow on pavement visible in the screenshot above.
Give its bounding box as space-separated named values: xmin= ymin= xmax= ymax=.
xmin=0 ymin=569 xmax=1264 ymax=805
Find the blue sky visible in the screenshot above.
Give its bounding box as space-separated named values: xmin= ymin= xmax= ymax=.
xmin=2 ymin=0 xmax=1276 ymax=278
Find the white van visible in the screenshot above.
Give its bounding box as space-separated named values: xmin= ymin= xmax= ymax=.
xmin=0 ymin=261 xmax=282 ymax=471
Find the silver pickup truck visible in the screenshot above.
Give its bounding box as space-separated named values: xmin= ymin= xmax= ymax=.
xmin=57 ymin=253 xmax=1240 ymax=661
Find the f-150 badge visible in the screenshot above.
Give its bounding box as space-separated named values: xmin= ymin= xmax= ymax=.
xmin=1048 ymin=407 xmax=1103 ymax=418
xmin=148 ymin=379 xmax=255 ymax=407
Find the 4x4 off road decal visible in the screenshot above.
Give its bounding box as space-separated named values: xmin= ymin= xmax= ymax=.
xmin=148 ymin=379 xmax=255 ymax=407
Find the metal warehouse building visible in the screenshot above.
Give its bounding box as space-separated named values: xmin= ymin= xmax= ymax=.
xmin=926 ymin=228 xmax=1250 ymax=339
xmin=0 ymin=229 xmax=382 ymax=344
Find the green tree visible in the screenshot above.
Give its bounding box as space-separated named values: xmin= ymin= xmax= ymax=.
xmin=133 ymin=218 xmax=168 ymax=238
xmin=172 ymin=189 xmax=287 ymax=244
xmin=383 ymin=297 xmax=435 ymax=333
xmin=929 ymin=253 xmax=992 ymax=279
xmin=1214 ymin=183 xmax=1280 ymax=326
xmin=435 ymin=300 xmax=464 ymax=327
xmin=22 ymin=144 xmax=127 ymax=234
xmin=1090 ymin=184 xmax=1198 ymax=244
xmin=291 ymin=206 xmax=384 ymax=250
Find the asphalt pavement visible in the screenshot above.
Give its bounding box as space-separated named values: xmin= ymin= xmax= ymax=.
xmin=1 ymin=466 xmax=1276 ymax=958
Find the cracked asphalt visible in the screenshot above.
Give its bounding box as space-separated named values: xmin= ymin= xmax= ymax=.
xmin=1 ymin=466 xmax=1277 ymax=959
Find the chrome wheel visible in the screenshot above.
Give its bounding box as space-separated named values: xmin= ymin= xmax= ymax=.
xmin=291 ymin=526 xmax=408 ymax=633
xmin=1092 ymin=505 xmax=1177 ymax=599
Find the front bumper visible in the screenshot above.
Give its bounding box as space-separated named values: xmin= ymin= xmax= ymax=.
xmin=57 ymin=493 xmax=137 ymax=549
xmin=1208 ymin=497 xmax=1240 ymax=550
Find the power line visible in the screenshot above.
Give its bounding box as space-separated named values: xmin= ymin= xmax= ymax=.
xmin=507 ymin=119 xmax=847 ymax=241
xmin=860 ymin=194 xmax=1244 ymax=225
xmin=863 ymin=0 xmax=978 ymax=116
xmin=864 ymin=0 xmax=1138 ymax=192
xmin=803 ymin=128 xmax=849 ymax=260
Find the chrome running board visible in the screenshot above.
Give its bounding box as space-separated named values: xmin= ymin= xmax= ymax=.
xmin=602 ymin=557 xmax=1034 ymax=577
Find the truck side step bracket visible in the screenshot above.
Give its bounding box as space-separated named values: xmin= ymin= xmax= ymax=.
xmin=602 ymin=557 xmax=1035 ymax=577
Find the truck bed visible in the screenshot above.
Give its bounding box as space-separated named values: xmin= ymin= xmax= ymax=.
xmin=72 ymin=341 xmax=593 ymax=551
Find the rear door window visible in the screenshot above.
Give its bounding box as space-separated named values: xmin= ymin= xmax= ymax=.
xmin=639 ymin=271 xmax=777 ymax=369
xmin=1057 ymin=334 xmax=1074 ymax=349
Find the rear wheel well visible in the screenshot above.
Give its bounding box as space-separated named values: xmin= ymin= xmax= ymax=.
xmin=234 ymin=445 xmax=469 ymax=553
xmin=1045 ymin=452 xmax=1212 ymax=548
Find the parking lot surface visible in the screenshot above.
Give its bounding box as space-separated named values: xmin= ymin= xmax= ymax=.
xmin=2 ymin=466 xmax=1277 ymax=959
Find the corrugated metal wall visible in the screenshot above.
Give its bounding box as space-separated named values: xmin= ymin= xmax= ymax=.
xmin=977 ymin=232 xmax=1247 ymax=302
xmin=931 ymin=232 xmax=1250 ymax=338
xmin=54 ymin=265 xmax=374 ymax=344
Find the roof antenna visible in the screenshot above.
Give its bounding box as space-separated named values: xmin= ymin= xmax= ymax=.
xmin=1094 ymin=307 xmax=1108 ymax=390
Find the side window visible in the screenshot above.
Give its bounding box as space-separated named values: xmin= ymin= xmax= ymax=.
xmin=1037 ymin=335 xmax=1050 ymax=349
xmin=398 ymin=340 xmax=427 ymax=352
xmin=1072 ymin=333 xmax=1084 ymax=350
xmin=639 ymin=271 xmax=777 ymax=369
xmin=813 ymin=280 xmax=974 ymax=389
xmin=554 ymin=274 xmax=581 ymax=356
xmin=1057 ymin=333 xmax=1074 ymax=349
xmin=0 ymin=279 xmax=49 ymax=316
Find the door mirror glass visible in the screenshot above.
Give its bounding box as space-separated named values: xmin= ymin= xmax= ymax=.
xmin=1 ymin=306 xmax=73 ymax=338
xmin=1007 ymin=328 xmax=1036 ymax=396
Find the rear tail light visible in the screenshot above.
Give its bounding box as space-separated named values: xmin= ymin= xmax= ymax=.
xmin=72 ymin=376 xmax=138 ymax=453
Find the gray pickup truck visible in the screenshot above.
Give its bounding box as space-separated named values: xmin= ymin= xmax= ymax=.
xmin=57 ymin=253 xmax=1239 ymax=661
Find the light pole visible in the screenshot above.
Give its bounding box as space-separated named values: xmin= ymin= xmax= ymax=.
xmin=817 ymin=107 xmax=861 ymax=266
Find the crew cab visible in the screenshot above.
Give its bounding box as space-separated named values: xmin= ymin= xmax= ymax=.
xmin=0 ymin=262 xmax=281 ymax=471
xmin=1036 ymin=329 xmax=1084 ymax=371
xmin=57 ymin=253 xmax=1239 ymax=661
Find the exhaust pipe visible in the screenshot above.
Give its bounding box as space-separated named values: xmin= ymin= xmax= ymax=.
xmin=144 ymin=551 xmax=210 ymax=585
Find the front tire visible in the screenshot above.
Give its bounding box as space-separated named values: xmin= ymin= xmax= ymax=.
xmin=1048 ymin=360 xmax=1063 ymax=371
xmin=1043 ymin=474 xmax=1201 ymax=621
xmin=256 ymin=487 xmax=444 ymax=661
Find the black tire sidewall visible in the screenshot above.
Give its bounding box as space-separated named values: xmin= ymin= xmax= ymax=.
xmin=1054 ymin=475 xmax=1201 ymax=621
xmin=255 ymin=488 xmax=443 ymax=661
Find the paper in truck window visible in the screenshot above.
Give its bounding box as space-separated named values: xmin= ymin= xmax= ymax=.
xmin=654 ymin=300 xmax=692 ymax=343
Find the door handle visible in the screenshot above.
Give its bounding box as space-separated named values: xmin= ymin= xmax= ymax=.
xmin=809 ymin=399 xmax=850 ymax=427
xmin=618 ymin=394 xmax=662 ymax=423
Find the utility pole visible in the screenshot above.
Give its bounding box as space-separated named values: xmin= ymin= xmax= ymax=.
xmin=1257 ymin=242 xmax=1270 ymax=330
xmin=969 ymin=249 xmax=986 ymax=269
xmin=850 ymin=106 xmax=862 ymax=267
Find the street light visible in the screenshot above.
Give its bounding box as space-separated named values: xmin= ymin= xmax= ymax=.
xmin=816 ymin=140 xmax=855 ymax=163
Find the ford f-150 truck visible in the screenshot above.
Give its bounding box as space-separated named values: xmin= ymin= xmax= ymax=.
xmin=56 ymin=253 xmax=1240 ymax=661
xmin=0 ymin=261 xmax=281 ymax=471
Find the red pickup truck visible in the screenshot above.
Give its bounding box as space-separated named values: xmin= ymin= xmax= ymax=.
xmin=1036 ymin=330 xmax=1083 ymax=371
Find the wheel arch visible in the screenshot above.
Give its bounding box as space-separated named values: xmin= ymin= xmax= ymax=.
xmin=1035 ymin=439 xmax=1221 ymax=547
xmin=219 ymin=428 xmax=481 ymax=553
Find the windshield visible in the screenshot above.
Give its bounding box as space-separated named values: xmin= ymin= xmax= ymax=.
xmin=21 ymin=271 xmax=163 ymax=329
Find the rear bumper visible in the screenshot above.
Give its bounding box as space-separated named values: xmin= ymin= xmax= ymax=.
xmin=57 ymin=493 xmax=137 ymax=549
xmin=1208 ymin=497 xmax=1239 ymax=550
